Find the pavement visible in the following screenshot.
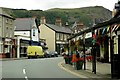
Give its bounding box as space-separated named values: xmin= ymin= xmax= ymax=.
xmin=0 ymin=57 xmax=27 ymax=61
xmin=60 ymin=60 xmax=111 ymax=79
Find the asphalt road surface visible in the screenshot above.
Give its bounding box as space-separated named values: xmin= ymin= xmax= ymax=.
xmin=1 ymin=57 xmax=80 ymax=79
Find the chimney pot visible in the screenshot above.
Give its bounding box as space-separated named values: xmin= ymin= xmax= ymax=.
xmin=40 ymin=16 xmax=46 ymax=24
xmin=55 ymin=18 xmax=62 ymax=26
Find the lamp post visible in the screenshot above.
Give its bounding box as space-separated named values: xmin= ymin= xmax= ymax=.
xmin=83 ymin=33 xmax=86 ymax=70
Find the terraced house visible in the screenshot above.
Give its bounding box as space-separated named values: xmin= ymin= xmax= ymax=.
xmin=39 ymin=17 xmax=73 ymax=54
xmin=0 ymin=7 xmax=15 ymax=58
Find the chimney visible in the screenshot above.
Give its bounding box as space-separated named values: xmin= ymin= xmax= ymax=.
xmin=40 ymin=16 xmax=46 ymax=24
xmin=55 ymin=18 xmax=62 ymax=26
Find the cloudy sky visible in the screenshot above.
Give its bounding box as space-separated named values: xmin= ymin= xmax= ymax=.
xmin=0 ymin=0 xmax=118 ymax=11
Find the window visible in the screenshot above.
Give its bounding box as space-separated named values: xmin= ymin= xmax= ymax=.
xmin=10 ymin=31 xmax=12 ymax=38
xmin=6 ymin=26 xmax=8 ymax=30
xmin=64 ymin=34 xmax=67 ymax=41
xmin=0 ymin=44 xmax=3 ymax=53
xmin=0 ymin=16 xmax=2 ymax=22
xmin=10 ymin=27 xmax=12 ymax=30
xmin=6 ymin=33 xmax=8 ymax=37
xmin=56 ymin=33 xmax=59 ymax=40
xmin=67 ymin=35 xmax=70 ymax=39
xmin=6 ymin=19 xmax=8 ymax=23
xmin=10 ymin=20 xmax=12 ymax=24
xmin=60 ymin=33 xmax=63 ymax=41
xmin=33 ymin=29 xmax=35 ymax=36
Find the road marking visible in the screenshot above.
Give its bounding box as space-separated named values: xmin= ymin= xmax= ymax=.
xmin=25 ymin=76 xmax=28 ymax=80
xmin=23 ymin=69 xmax=28 ymax=80
xmin=23 ymin=69 xmax=26 ymax=74
xmin=58 ymin=61 xmax=88 ymax=78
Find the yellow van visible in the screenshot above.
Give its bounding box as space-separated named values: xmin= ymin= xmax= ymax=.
xmin=27 ymin=46 xmax=44 ymax=58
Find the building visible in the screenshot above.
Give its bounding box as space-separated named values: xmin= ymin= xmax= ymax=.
xmin=72 ymin=21 xmax=86 ymax=34
xmin=39 ymin=17 xmax=73 ymax=54
xmin=14 ymin=18 xmax=40 ymax=58
xmin=0 ymin=7 xmax=15 ymax=58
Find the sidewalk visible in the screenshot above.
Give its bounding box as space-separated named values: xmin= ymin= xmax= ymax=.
xmin=0 ymin=57 xmax=27 ymax=61
xmin=61 ymin=61 xmax=111 ymax=78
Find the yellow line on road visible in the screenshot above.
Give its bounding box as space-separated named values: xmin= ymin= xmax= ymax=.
xmin=58 ymin=61 xmax=88 ymax=78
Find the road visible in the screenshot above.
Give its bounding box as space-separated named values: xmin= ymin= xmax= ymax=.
xmin=1 ymin=57 xmax=80 ymax=79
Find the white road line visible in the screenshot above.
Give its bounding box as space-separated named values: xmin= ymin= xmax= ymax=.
xmin=23 ymin=69 xmax=28 ymax=80
xmin=25 ymin=76 xmax=28 ymax=80
xmin=23 ymin=69 xmax=26 ymax=74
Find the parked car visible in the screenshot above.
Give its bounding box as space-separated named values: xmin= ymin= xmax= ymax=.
xmin=49 ymin=51 xmax=58 ymax=57
xmin=53 ymin=51 xmax=58 ymax=57
xmin=44 ymin=50 xmax=50 ymax=58
xmin=44 ymin=51 xmax=58 ymax=58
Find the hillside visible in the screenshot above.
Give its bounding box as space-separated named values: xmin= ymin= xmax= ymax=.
xmin=3 ymin=6 xmax=112 ymax=27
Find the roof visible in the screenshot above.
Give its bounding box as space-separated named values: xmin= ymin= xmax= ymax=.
xmin=14 ymin=18 xmax=36 ymax=31
xmin=0 ymin=7 xmax=15 ymax=20
xmin=45 ymin=24 xmax=73 ymax=34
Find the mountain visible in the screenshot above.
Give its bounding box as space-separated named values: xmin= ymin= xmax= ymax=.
xmin=3 ymin=6 xmax=112 ymax=27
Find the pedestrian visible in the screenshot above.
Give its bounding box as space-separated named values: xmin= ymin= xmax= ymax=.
xmin=72 ymin=47 xmax=78 ymax=68
xmin=76 ymin=50 xmax=80 ymax=59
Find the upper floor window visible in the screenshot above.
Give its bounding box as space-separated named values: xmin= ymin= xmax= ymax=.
xmin=64 ymin=34 xmax=67 ymax=41
xmin=0 ymin=16 xmax=2 ymax=22
xmin=6 ymin=26 xmax=8 ymax=30
xmin=6 ymin=19 xmax=8 ymax=23
xmin=33 ymin=29 xmax=35 ymax=36
xmin=10 ymin=27 xmax=12 ymax=30
xmin=6 ymin=33 xmax=8 ymax=37
xmin=56 ymin=33 xmax=59 ymax=40
xmin=10 ymin=32 xmax=12 ymax=38
xmin=67 ymin=35 xmax=70 ymax=39
xmin=60 ymin=33 xmax=63 ymax=41
xmin=10 ymin=20 xmax=13 ymax=24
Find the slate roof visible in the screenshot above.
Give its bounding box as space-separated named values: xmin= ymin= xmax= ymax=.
xmin=14 ymin=18 xmax=36 ymax=31
xmin=45 ymin=24 xmax=73 ymax=34
xmin=0 ymin=7 xmax=15 ymax=20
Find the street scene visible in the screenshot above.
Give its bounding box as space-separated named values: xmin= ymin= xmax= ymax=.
xmin=0 ymin=0 xmax=120 ymax=79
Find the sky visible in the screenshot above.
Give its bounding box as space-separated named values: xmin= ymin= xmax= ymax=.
xmin=0 ymin=0 xmax=118 ymax=11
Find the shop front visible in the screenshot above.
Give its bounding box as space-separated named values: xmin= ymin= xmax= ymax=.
xmin=0 ymin=38 xmax=16 ymax=58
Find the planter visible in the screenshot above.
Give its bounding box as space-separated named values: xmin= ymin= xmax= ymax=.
xmin=74 ymin=58 xmax=84 ymax=70
xmin=75 ymin=60 xmax=84 ymax=70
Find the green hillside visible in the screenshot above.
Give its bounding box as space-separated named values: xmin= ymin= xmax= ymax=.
xmin=4 ymin=6 xmax=112 ymax=27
